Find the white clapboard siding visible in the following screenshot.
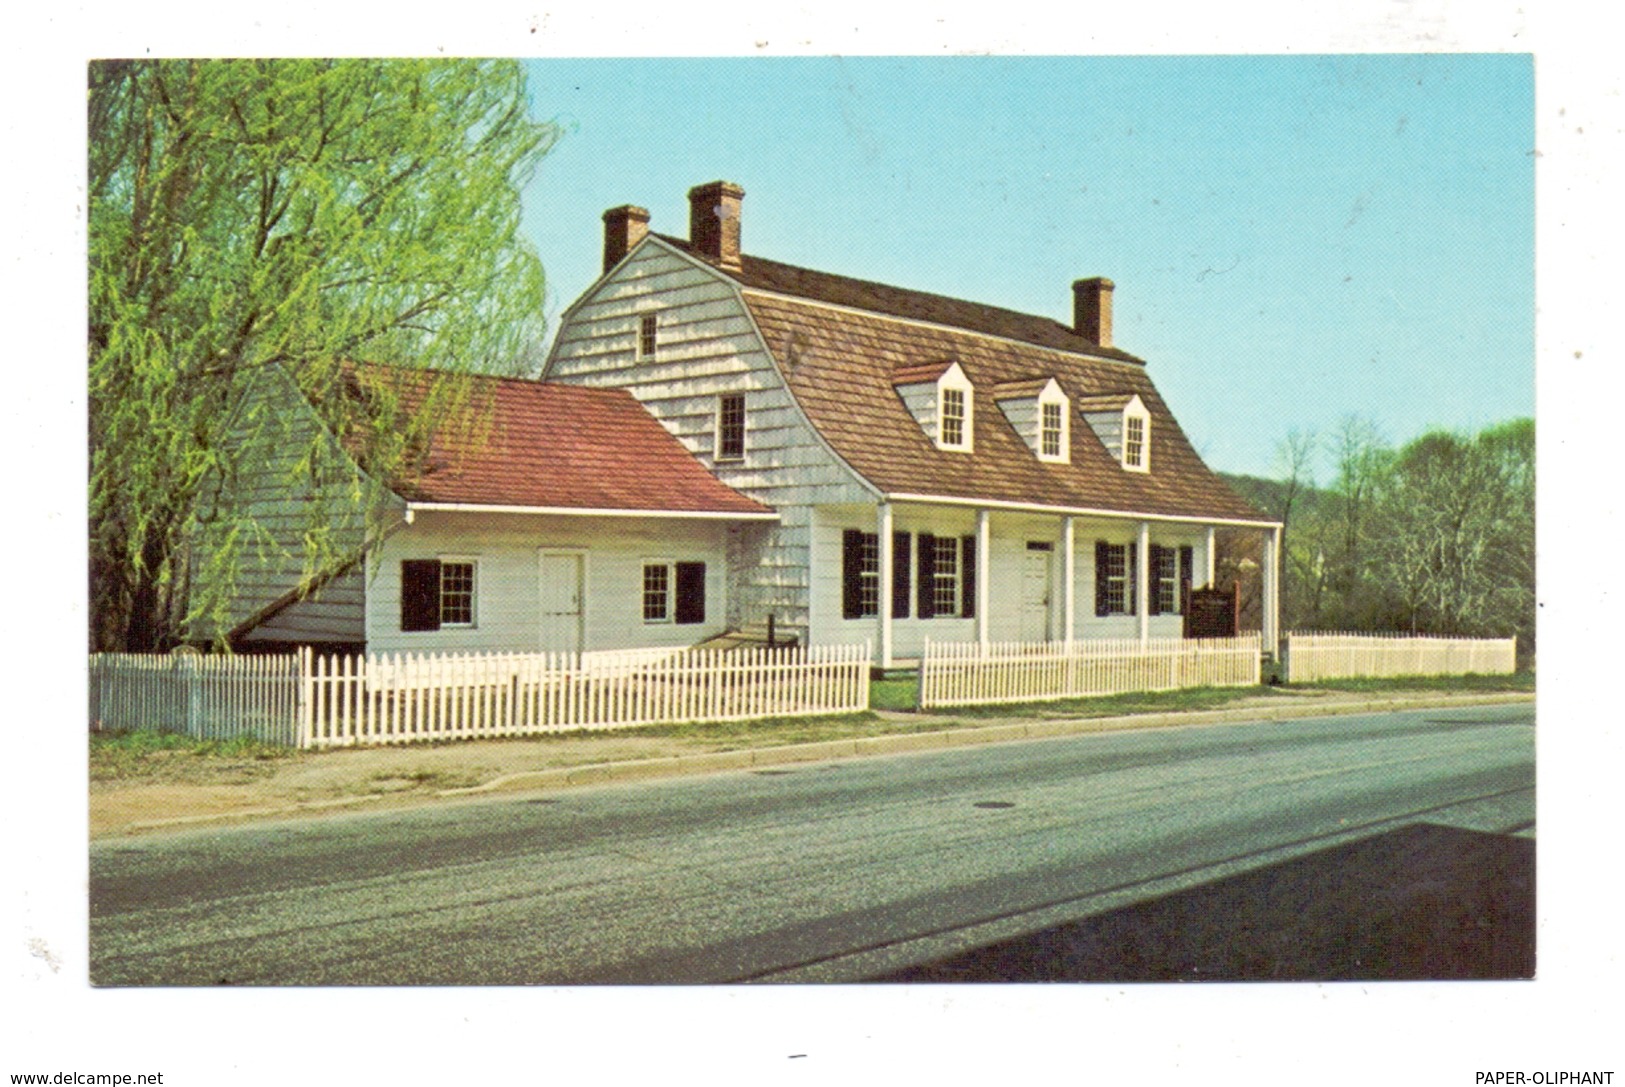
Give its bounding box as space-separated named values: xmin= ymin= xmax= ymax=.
xmin=301 ymin=642 xmax=872 ymax=748
xmin=1284 ymin=632 xmax=1517 ymax=682
xmin=89 ymin=653 xmax=301 ymax=745
xmin=918 ymin=635 xmax=1263 ymax=709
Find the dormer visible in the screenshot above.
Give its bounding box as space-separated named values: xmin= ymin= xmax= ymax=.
xmin=893 ymin=359 xmax=975 ymax=453
xmin=1078 ymin=392 xmax=1152 ymax=473
xmin=994 ymin=377 xmax=1071 ymax=465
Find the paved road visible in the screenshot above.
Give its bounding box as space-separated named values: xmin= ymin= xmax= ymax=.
xmin=90 ymin=704 xmax=1535 ymax=985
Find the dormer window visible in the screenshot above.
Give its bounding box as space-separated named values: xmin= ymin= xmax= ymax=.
xmin=1122 ymin=399 xmax=1150 ymax=472
xmin=637 ymin=313 xmax=658 ymax=360
xmin=940 ymin=387 xmax=967 ymax=447
xmin=893 ymin=359 xmax=975 ymax=453
xmin=1042 ymin=402 xmax=1064 ymax=458
xmin=1079 ymin=392 xmax=1151 ymax=473
xmin=994 ymin=376 xmax=1069 ymax=464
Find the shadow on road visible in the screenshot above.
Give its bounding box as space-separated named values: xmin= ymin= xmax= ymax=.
xmin=877 ymin=823 xmax=1534 ymax=982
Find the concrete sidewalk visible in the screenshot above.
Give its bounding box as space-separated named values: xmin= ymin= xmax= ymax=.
xmin=89 ymin=690 xmax=1534 ymax=838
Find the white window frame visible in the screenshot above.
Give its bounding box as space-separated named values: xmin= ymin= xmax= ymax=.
xmin=858 ymin=533 xmax=881 ymax=618
xmin=1123 ymin=403 xmax=1151 ymax=472
xmin=1035 ymin=378 xmax=1073 ymax=466
xmin=931 ymin=535 xmax=961 ymax=617
xmin=438 ymin=556 xmax=478 ymax=628
xmin=929 ymin=362 xmax=975 ymax=453
xmin=1154 ymin=546 xmax=1181 ymax=614
xmin=716 ymin=392 xmax=746 ymax=462
xmin=636 ymin=313 xmax=659 ymax=361
xmin=641 ymin=560 xmax=673 ymax=624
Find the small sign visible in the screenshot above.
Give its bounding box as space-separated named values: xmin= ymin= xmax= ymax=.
xmin=1184 ymin=584 xmax=1239 ymax=638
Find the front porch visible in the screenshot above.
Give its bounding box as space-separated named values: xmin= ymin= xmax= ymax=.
xmin=812 ymin=499 xmax=1281 ymax=668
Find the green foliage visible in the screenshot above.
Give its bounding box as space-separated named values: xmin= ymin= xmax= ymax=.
xmin=88 ymin=60 xmax=559 ymax=650
xmin=1228 ymin=416 xmax=1535 ymax=655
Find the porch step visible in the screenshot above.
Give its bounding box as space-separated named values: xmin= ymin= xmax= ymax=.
xmin=692 ymin=622 xmax=801 ymax=652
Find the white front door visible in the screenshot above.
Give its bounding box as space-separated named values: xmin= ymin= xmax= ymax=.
xmin=539 ymin=552 xmax=584 ymax=653
xmin=1020 ymin=547 xmax=1053 ymax=642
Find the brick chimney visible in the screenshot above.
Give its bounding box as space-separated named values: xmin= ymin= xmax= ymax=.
xmin=1073 ymin=277 xmax=1115 ymax=348
xmin=688 ymin=180 xmax=745 ymax=271
xmin=602 ymin=205 xmax=651 ymax=274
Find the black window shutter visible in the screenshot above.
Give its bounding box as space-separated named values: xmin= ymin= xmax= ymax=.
xmin=401 ymin=560 xmax=442 ymax=632
xmin=917 ymin=533 xmax=937 ymax=619
xmin=1127 ymin=541 xmax=1138 ymax=615
xmin=891 ymin=532 xmax=912 ymax=619
xmin=1148 ymin=545 xmax=1166 ymax=616
xmin=1094 ymin=541 xmax=1111 ymax=617
xmin=1179 ymin=545 xmax=1194 ymax=609
xmin=960 ymin=535 xmax=977 ymax=619
xmin=841 ymin=530 xmax=864 ymax=620
xmin=675 ymin=562 xmax=706 ymax=624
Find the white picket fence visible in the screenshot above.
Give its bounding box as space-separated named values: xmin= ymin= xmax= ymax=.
xmin=1284 ymin=632 xmax=1517 ymax=682
xmin=90 ymin=643 xmax=872 ymax=748
xmin=89 ymin=652 xmax=302 ymax=745
xmin=917 ymin=635 xmax=1263 ymax=709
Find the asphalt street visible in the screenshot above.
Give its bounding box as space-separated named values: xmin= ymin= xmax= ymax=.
xmin=89 ymin=703 xmax=1535 ymax=985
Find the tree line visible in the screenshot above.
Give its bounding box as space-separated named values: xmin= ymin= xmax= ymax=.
xmin=1219 ymin=416 xmax=1535 ymax=658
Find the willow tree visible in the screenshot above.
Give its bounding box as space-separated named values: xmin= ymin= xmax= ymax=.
xmin=88 ymin=59 xmax=558 ymax=651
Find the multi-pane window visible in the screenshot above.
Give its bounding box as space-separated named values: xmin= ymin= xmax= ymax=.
xmin=439 ymin=562 xmax=475 ymax=626
xmin=717 ymin=393 xmax=746 ymax=461
xmin=1094 ymin=542 xmax=1134 ymax=616
xmin=400 ymin=558 xmax=477 ymax=631
xmin=840 ymin=530 xmax=882 ymax=619
xmin=643 ymin=562 xmax=706 ymax=625
xmin=931 ymin=536 xmax=960 ymax=617
xmin=857 ymin=533 xmax=881 ymax=617
xmin=638 ymin=313 xmax=658 ymax=359
xmin=642 ymin=563 xmax=670 ymax=622
xmin=940 ymin=387 xmax=967 ymax=447
xmin=1041 ymin=401 xmax=1064 ymax=458
xmin=1153 ymin=546 xmax=1180 ymax=614
xmin=1124 ymin=414 xmax=1146 ymax=469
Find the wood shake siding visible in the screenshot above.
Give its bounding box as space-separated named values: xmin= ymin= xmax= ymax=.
xmin=547 ymin=243 xmax=874 ymax=636
xmin=194 ymin=366 xmax=393 ymax=645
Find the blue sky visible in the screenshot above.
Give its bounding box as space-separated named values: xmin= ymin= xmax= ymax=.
xmin=518 ymin=55 xmax=1534 ymax=480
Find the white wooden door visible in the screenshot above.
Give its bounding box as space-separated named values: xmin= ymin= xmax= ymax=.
xmin=539 ymin=552 xmax=584 ymax=653
xmin=1020 ymin=548 xmax=1053 ymax=642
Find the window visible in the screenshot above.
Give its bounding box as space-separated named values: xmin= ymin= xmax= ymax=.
xmin=641 ymin=561 xmax=707 ymax=625
xmin=1041 ymin=401 xmax=1064 ymax=458
xmin=915 ymin=533 xmax=977 ymax=620
xmin=1124 ymin=413 xmax=1147 ymax=470
xmin=642 ymin=563 xmax=670 ymax=622
xmin=931 ymin=536 xmax=960 ymax=617
xmin=637 ymin=313 xmax=658 ymax=359
xmin=1149 ymin=545 xmax=1195 ymax=616
xmin=1093 ymin=541 xmax=1137 ymax=617
xmin=841 ymin=530 xmax=882 ymax=619
xmin=717 ymin=393 xmax=746 ymax=461
xmin=399 ymin=559 xmax=477 ymax=632
xmin=940 ymin=386 xmax=967 ymax=447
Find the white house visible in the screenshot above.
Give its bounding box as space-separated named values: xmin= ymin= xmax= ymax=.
xmin=213 ymin=179 xmax=1282 ymax=665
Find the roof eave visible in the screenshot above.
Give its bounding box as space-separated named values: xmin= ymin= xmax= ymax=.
xmin=404 ymin=500 xmax=778 ymax=522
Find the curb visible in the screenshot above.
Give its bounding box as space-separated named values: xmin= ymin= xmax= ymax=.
xmin=434 ymin=691 xmax=1535 ymax=800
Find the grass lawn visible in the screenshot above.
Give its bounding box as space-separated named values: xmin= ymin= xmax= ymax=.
xmin=872 ymin=669 xmax=1534 ymax=720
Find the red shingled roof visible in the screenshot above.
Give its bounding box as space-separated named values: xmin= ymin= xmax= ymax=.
xmin=342 ymin=364 xmax=771 ymax=516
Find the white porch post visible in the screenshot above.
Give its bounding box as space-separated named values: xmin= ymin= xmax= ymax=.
xmin=878 ymin=502 xmax=894 ymax=669
xmin=1262 ymin=523 xmax=1281 ymax=659
xmin=1204 ymin=525 xmax=1217 ymax=588
xmin=1062 ymin=515 xmax=1077 ymax=646
xmin=1136 ymin=520 xmax=1151 ymax=647
xmin=976 ymin=508 xmax=991 ymax=651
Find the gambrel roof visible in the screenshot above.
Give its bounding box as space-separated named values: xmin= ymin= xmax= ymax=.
xmin=343 ymin=363 xmax=772 ymax=517
xmin=653 ymin=236 xmax=1271 ymax=526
